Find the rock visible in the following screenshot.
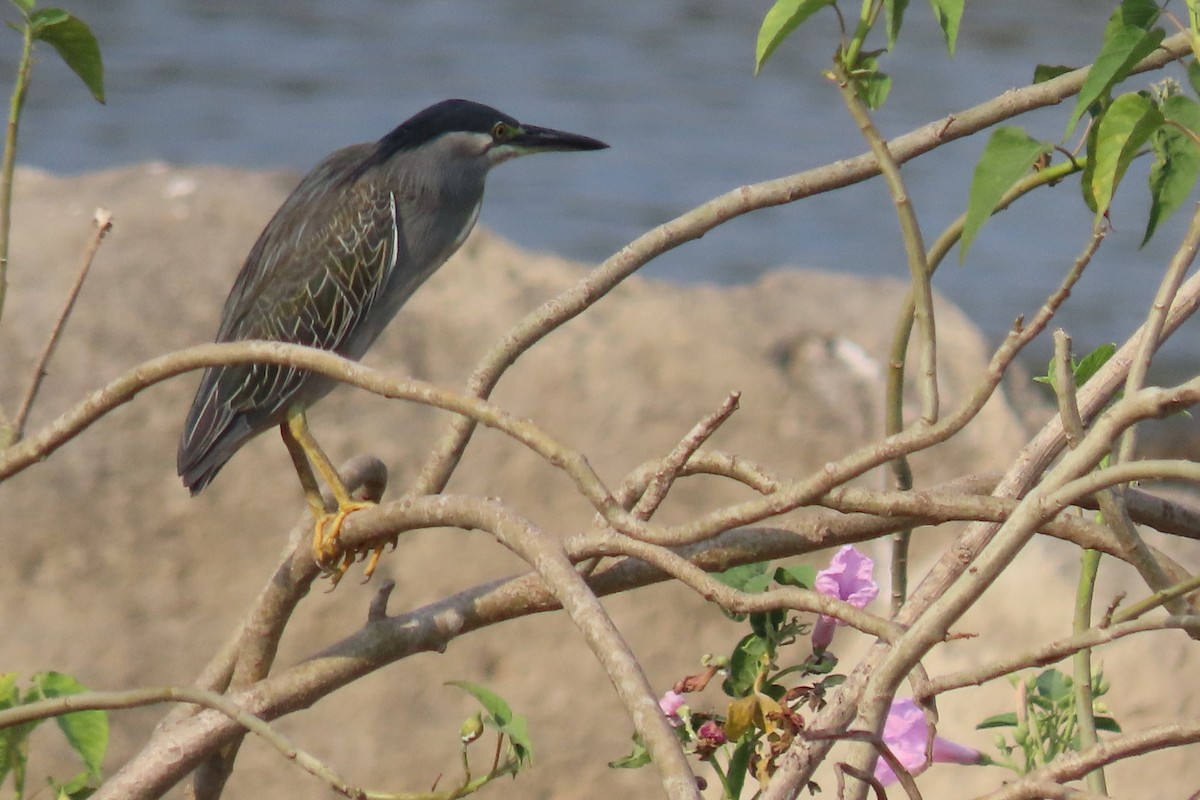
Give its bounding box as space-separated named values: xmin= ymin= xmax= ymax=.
xmin=1 ymin=164 xmax=1194 ymax=798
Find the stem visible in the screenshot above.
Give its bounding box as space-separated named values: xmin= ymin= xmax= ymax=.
xmin=1072 ymin=548 xmax=1107 ymax=794
xmin=0 ymin=15 xmax=35 ymax=327
xmin=886 ymin=158 xmax=1083 ymax=613
xmin=834 ymin=59 xmax=938 ymax=426
xmin=842 ymin=0 xmax=882 ymax=70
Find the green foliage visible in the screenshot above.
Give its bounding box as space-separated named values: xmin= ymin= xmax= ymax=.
xmin=754 ymin=0 xmax=963 ymax=78
xmin=928 ymin=0 xmax=962 ymax=56
xmin=1065 ymin=0 xmax=1164 ymax=138
xmin=754 ymin=0 xmax=834 ymax=75
xmin=9 ymin=2 xmax=104 ymax=103
xmin=0 ymin=672 xmax=109 ymax=800
xmin=1145 ymin=93 xmax=1200 ymax=244
xmin=1033 ymin=64 xmax=1075 ymax=84
xmin=883 ymin=0 xmax=908 ymax=51
xmin=608 ymin=735 xmax=651 ymax=769
xmin=614 ymin=559 xmax=841 ymax=797
xmin=960 ymin=126 xmax=1054 ymax=262
xmin=1034 ymin=342 xmax=1117 ymax=393
xmin=1188 ymin=58 xmax=1200 ymax=97
xmin=0 ymin=0 xmax=104 ymax=331
xmin=446 ymin=680 xmax=533 ymax=767
xmin=980 ymin=668 xmax=1120 ymax=774
xmin=849 ymin=56 xmax=892 ymax=110
xmin=1087 ymin=91 xmax=1164 ymax=223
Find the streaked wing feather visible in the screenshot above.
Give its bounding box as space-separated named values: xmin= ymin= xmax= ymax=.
xmin=178 ymin=156 xmax=400 ymax=488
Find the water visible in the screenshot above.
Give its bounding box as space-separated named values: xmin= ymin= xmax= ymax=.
xmin=9 ymin=0 xmax=1199 ymax=381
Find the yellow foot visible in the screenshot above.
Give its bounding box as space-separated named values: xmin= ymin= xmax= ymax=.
xmin=312 ymin=499 xmax=376 ymax=571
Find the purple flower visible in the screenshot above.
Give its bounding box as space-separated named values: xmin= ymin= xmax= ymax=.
xmin=874 ymin=698 xmax=983 ymax=786
xmin=659 ymin=690 xmax=686 ymax=726
xmin=812 ymin=545 xmax=879 ymax=650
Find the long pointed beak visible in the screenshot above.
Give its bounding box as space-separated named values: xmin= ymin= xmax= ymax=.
xmin=514 ymin=124 xmax=609 ymax=153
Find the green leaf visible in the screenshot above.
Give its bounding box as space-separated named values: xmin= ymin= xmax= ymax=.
xmin=1095 ymin=715 xmax=1122 ymax=733
xmin=447 ymin=681 xmax=532 ymax=765
xmin=1034 ymin=669 xmax=1072 ymax=701
xmin=1162 ymin=93 xmax=1200 ymax=142
xmin=773 ymin=564 xmax=816 ymax=589
xmin=49 ymin=769 xmax=97 ymax=799
xmin=1066 ymin=0 xmax=1164 ymax=138
xmin=30 ymin=10 xmax=105 ymax=103
xmin=608 ymin=735 xmax=651 ymax=769
xmin=725 ymin=736 xmax=754 ymax=799
xmin=854 ymin=64 xmax=892 ymax=110
xmin=9 ymin=0 xmax=35 ymax=14
xmin=1188 ymin=59 xmax=1200 ymax=97
xmin=976 ymin=711 xmax=1019 ymax=729
xmin=35 ymin=673 xmax=107 ymax=779
xmin=928 ymin=0 xmax=963 ymax=56
xmin=715 ymin=562 xmax=771 ymax=593
xmin=1089 ymin=91 xmax=1164 ymax=222
xmin=960 ymin=126 xmax=1053 ymax=262
xmin=818 ymin=673 xmax=846 ymax=690
xmin=1033 ymin=64 xmax=1075 ymax=84
xmin=1079 ymin=121 xmax=1101 ymax=213
xmin=803 ymin=650 xmax=838 ymax=675
xmin=0 ymin=673 xmax=29 ymax=790
xmin=27 ymin=7 xmax=67 ymax=27
xmin=447 ymin=680 xmax=513 ymax=724
xmin=749 ymin=608 xmax=787 ymax=643
xmin=755 ymin=0 xmax=834 ymax=74
xmin=1144 ymin=95 xmax=1200 ymax=244
xmin=500 ymin=714 xmax=533 ymax=766
xmin=1073 ymin=343 xmax=1116 ymax=387
xmin=0 ymin=673 xmax=16 ymax=707
xmin=724 ymin=633 xmax=769 ymax=697
xmin=884 ymin=0 xmax=909 ymax=50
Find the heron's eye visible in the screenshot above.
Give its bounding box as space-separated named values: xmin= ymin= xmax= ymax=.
xmin=491 ymin=122 xmax=510 ymax=140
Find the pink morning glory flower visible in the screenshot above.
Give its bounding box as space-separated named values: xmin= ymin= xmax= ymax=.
xmin=812 ymin=544 xmax=879 ymax=651
xmin=658 ymin=690 xmax=686 ymax=726
xmin=875 ymin=698 xmax=984 ymax=785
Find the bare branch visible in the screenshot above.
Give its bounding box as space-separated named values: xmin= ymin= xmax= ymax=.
xmin=972 ymin=720 xmax=1200 ymax=800
xmin=409 ymin=31 xmax=1193 ymax=503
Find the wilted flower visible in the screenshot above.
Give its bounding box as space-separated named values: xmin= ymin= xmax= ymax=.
xmin=697 ymin=720 xmax=727 ymax=745
xmin=812 ymin=545 xmax=879 ymax=651
xmin=659 ymin=690 xmax=686 ymax=726
xmin=875 ymin=698 xmax=984 ymax=786
xmin=694 ymin=719 xmax=728 ymax=759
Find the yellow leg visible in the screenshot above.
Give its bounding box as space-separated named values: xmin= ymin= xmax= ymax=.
xmin=281 ymin=409 xmax=374 ymax=572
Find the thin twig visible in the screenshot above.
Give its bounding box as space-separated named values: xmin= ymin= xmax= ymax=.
xmin=1052 ymin=330 xmax=1085 ymax=446
xmin=1118 ymin=201 xmax=1200 ymax=463
xmin=1112 ymin=572 xmax=1200 ymax=623
xmin=631 ymin=390 xmax=741 ymax=522
xmin=920 ymin=617 xmax=1175 ymax=697
xmin=11 ymin=208 xmax=113 ymax=441
xmin=0 ymin=686 xmax=368 ymax=799
xmin=802 ymin=728 xmax=922 ymax=800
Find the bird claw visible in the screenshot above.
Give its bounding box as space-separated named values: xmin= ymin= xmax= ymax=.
xmin=312 ymin=500 xmax=375 ymax=583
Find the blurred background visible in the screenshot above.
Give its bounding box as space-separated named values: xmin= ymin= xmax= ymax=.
xmin=8 ymin=0 xmax=1199 ymax=390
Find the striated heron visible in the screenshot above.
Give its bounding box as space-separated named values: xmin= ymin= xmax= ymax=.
xmin=178 ymin=99 xmax=607 ymax=578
